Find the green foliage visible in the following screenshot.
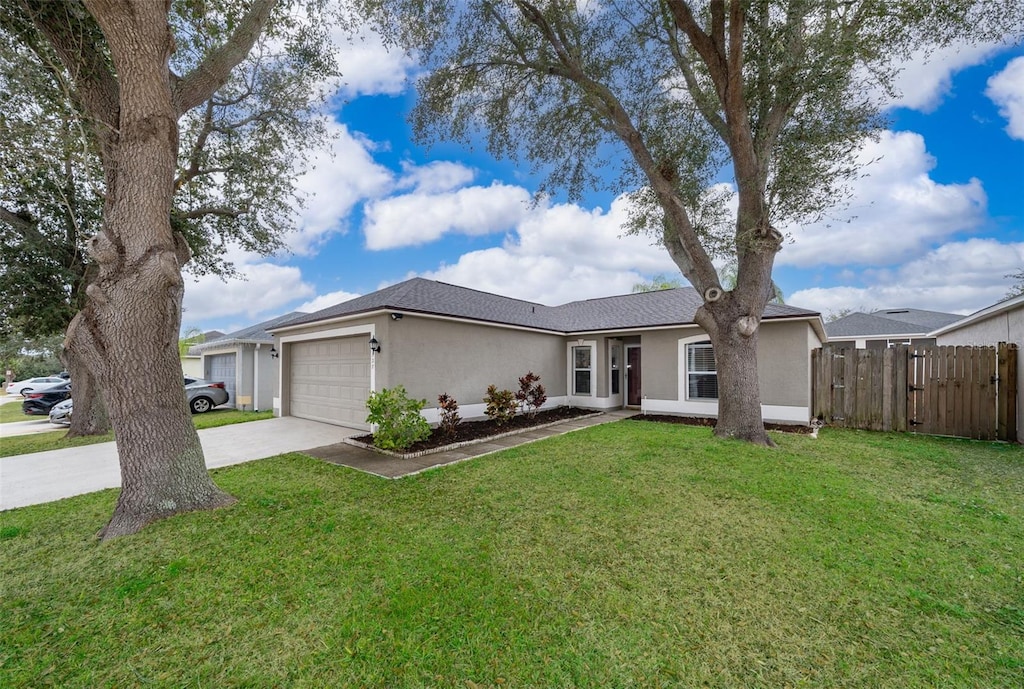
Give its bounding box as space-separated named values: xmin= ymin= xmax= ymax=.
xmin=366 ymin=386 xmax=431 ymax=451
xmin=483 ymin=384 xmax=517 ymax=425
xmin=437 ymin=392 xmax=461 ymax=438
xmin=0 ymin=332 xmax=64 ymax=380
xmin=631 ymin=274 xmax=684 ymax=293
xmin=514 ymin=371 xmax=546 ymax=418
xmin=0 ymin=0 xmax=343 ymax=339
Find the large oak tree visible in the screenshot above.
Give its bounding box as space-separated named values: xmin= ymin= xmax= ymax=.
xmin=4 ymin=0 xmax=341 ymax=538
xmin=371 ymin=0 xmax=1022 ymax=445
xmin=1 ymin=1 xmax=336 ymax=438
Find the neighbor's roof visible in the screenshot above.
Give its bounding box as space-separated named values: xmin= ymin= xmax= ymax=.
xmin=191 ymin=312 xmax=307 ymax=353
xmin=825 ymin=308 xmax=962 ymax=339
xmin=272 ymin=278 xmax=819 ymax=334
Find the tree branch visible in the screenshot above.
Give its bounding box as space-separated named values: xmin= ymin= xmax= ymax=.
xmin=172 ymin=0 xmax=278 ymax=116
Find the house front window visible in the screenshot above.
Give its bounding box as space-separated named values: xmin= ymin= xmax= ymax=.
xmin=573 ymin=345 xmax=592 ymax=395
xmin=687 ymin=342 xmax=718 ymax=400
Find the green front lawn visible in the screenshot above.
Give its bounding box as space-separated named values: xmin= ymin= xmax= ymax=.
xmin=0 ymin=401 xmax=31 ymax=423
xmin=0 ymin=408 xmax=273 ymax=458
xmin=2 ymin=422 xmax=1022 ymax=687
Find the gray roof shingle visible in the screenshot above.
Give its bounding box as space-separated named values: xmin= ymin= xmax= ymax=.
xmin=825 ymin=308 xmax=962 ymax=338
xmin=275 ymin=278 xmax=819 ymax=334
xmin=191 ymin=312 xmax=307 ymax=352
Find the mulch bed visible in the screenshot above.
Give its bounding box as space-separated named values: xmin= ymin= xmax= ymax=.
xmin=352 ymin=406 xmax=596 ymax=453
xmin=626 ymin=413 xmax=812 ymax=434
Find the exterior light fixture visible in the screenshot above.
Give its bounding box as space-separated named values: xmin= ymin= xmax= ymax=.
xmin=391 ymin=312 xmax=403 ymax=321
xmin=270 ymin=346 xmax=279 ymax=359
xmin=369 ymin=337 xmax=381 ymax=353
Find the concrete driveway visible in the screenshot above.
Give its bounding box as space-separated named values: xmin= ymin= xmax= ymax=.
xmin=0 ymin=417 xmax=358 ymax=511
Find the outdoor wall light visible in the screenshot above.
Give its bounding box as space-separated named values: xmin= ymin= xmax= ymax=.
xmin=391 ymin=312 xmax=403 ymax=321
xmin=369 ymin=337 xmax=381 ymax=353
xmin=270 ymin=346 xmax=279 ymax=359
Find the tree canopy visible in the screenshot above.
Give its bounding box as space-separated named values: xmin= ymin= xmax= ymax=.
xmin=0 ymin=0 xmax=338 ymax=341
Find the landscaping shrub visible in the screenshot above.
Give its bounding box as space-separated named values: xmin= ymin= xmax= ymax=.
xmin=365 ymin=386 xmax=431 ymax=450
xmin=483 ymin=385 xmax=517 ymax=425
xmin=515 ymin=371 xmax=547 ymax=418
xmin=437 ymin=393 xmax=461 ymax=438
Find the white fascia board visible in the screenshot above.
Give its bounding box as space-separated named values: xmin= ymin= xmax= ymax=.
xmin=928 ymin=294 xmax=1024 ymax=338
xmin=270 ymin=308 xmax=563 ymax=336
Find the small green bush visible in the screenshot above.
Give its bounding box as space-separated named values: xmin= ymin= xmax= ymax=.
xmin=366 ymin=386 xmax=431 ymax=451
xmin=483 ymin=385 xmax=517 ymax=425
xmin=437 ymin=393 xmax=462 ymax=438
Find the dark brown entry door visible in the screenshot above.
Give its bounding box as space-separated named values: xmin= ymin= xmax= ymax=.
xmin=627 ymin=347 xmax=642 ymax=405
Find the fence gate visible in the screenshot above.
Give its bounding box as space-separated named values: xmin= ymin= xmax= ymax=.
xmin=811 ymin=343 xmax=1018 ymax=442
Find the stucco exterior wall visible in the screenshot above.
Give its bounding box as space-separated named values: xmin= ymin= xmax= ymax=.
xmin=632 ymin=318 xmax=821 ymax=423
xmin=387 ymin=316 xmax=566 ymax=407
xmin=935 ymin=304 xmax=1023 ymax=439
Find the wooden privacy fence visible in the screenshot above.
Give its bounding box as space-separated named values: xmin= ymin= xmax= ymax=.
xmin=811 ymin=343 xmax=1018 ymax=442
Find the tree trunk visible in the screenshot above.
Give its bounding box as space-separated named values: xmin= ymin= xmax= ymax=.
xmin=75 ymin=0 xmax=235 ymax=540
xmin=62 ymin=312 xmax=110 ymax=437
xmin=696 ymin=296 xmax=775 ymax=447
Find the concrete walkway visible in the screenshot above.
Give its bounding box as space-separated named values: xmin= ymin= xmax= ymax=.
xmin=306 ymin=410 xmax=635 ymax=479
xmin=0 ymin=417 xmax=355 ymax=511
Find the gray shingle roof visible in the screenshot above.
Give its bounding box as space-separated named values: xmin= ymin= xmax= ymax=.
xmin=825 ymin=308 xmax=962 ymax=338
xmin=191 ymin=312 xmax=307 ymax=352
xmin=275 ymin=278 xmax=819 ymax=334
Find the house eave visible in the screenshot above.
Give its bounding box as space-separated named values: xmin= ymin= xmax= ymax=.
xmin=928 ymin=294 xmax=1024 ymax=338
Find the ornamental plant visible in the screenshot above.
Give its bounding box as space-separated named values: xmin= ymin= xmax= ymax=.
xmin=437 ymin=392 xmax=462 ymax=438
xmin=365 ymin=386 xmax=431 ymax=451
xmin=483 ymin=384 xmax=517 ymax=425
xmin=515 ymin=371 xmax=547 ymax=418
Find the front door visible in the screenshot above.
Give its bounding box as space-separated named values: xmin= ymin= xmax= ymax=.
xmin=626 ymin=346 xmax=642 ymax=406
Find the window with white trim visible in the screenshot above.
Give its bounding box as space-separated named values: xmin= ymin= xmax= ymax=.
xmin=686 ymin=342 xmax=718 ymax=400
xmin=572 ymin=345 xmax=593 ymax=395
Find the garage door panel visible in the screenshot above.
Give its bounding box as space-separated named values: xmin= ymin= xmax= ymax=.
xmin=290 ymin=336 xmax=370 ymax=429
xmin=206 ymin=353 xmax=236 ymax=407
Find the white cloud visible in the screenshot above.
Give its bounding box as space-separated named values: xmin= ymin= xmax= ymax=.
xmin=789 ymin=238 xmax=1024 ymax=315
xmin=397 ymin=160 xmax=477 ymax=194
xmin=183 ymin=263 xmax=316 ymax=323
xmin=289 ymin=118 xmax=394 ymax=255
xmin=879 ymin=40 xmax=1007 ymax=112
xmin=414 ymin=193 xmax=680 ymax=304
xmin=986 ymin=56 xmax=1024 ymax=140
xmin=363 ymin=183 xmax=533 ymax=249
xmin=297 ymin=289 xmax=362 ymax=313
xmin=326 ymin=20 xmax=416 ymax=99
xmin=780 ymin=131 xmax=987 ymax=268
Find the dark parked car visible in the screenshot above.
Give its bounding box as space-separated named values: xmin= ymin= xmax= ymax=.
xmin=22 ymin=381 xmax=72 ymax=416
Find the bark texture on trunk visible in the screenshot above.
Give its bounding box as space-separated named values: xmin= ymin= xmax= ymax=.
xmin=695 ymin=294 xmax=775 ymax=447
xmin=62 ymin=314 xmax=110 ymax=437
xmin=76 ymin=0 xmax=235 ymax=539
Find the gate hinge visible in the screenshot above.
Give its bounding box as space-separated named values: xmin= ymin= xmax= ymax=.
xmin=909 ymin=385 xmax=925 ymax=392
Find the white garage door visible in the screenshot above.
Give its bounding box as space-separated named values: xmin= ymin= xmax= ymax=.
xmin=289 ymin=337 xmax=371 ymax=429
xmin=206 ymin=353 xmax=236 ymax=407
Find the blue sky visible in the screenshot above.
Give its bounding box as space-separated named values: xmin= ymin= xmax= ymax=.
xmin=182 ymin=27 xmax=1024 ymax=335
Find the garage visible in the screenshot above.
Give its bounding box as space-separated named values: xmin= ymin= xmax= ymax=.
xmin=289 ymin=337 xmax=371 ymax=429
xmin=205 ymin=353 xmax=236 ymax=406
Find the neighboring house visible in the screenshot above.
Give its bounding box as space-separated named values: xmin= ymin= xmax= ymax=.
xmin=180 ymin=330 xmax=224 ymax=378
xmin=267 ymin=278 xmax=825 ymax=431
xmin=189 ymin=313 xmax=305 ymax=410
xmin=825 ymin=308 xmax=962 ymax=349
xmin=930 ymin=293 xmax=1024 ymax=439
